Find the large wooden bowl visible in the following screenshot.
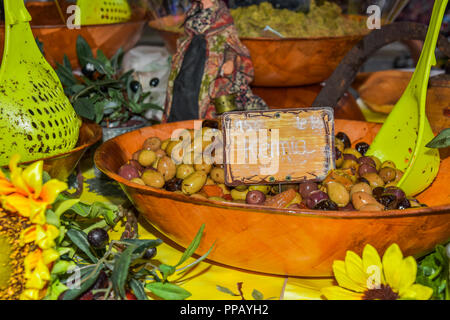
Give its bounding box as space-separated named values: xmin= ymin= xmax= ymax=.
xmin=148 ymin=18 xmax=364 ymax=87
xmin=0 ymin=2 xmax=147 ymax=69
xmin=22 ymin=121 xmax=102 ymax=181
xmin=94 ymin=119 xmax=450 ymax=276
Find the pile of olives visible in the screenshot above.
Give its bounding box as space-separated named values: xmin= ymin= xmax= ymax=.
xmin=117 ymin=127 xmax=424 ymax=212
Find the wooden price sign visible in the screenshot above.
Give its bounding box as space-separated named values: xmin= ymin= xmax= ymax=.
xmin=221 ymin=108 xmax=335 ymax=186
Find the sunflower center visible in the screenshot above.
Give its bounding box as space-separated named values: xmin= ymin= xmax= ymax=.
xmin=0 ymin=210 xmax=33 ymax=300
xmin=0 ymin=236 xmax=12 ymax=289
xmin=363 ymin=284 xmax=399 ymax=300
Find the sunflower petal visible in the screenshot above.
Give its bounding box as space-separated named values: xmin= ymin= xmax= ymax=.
xmin=362 ymin=244 xmax=385 ymax=286
xmin=382 ymin=243 xmax=403 ymax=291
xmin=22 ymin=160 xmax=43 ymax=199
xmin=397 ymin=256 xmax=418 ymax=296
xmin=400 ymin=284 xmax=433 ymax=300
xmin=321 ymin=286 xmax=364 ymax=300
xmin=40 ymin=179 xmax=67 ymax=203
xmin=333 ymin=260 xmax=366 ymax=292
xmin=344 ymin=250 xmax=368 ymax=287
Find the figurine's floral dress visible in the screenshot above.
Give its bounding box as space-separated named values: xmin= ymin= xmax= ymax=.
xmin=164 ymin=0 xmax=267 ymax=122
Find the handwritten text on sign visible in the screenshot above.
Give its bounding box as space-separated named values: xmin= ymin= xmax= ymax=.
xmin=222 ymin=108 xmax=335 ymax=186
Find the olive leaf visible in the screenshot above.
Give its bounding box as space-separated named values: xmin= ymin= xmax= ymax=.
xmin=426 ymin=128 xmax=450 ymax=149
xmin=76 ymin=35 xmax=94 ymax=68
xmin=129 ymin=278 xmax=148 ymax=300
xmin=61 ymin=265 xmax=102 ymax=300
xmin=145 ymin=282 xmax=192 ymax=300
xmin=111 ymin=244 xmax=137 ymax=299
xmin=175 ymin=224 xmax=205 ymax=267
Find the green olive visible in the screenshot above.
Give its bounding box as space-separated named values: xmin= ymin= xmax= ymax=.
xmin=369 ymin=156 xmax=382 ymax=171
xmin=210 ymin=167 xmax=225 ymax=184
xmin=138 ymin=150 xmax=157 ymax=167
xmin=335 ymin=138 xmax=345 ymax=153
xmin=379 ymin=167 xmax=396 ymax=183
xmin=235 ymin=185 xmax=248 ymax=192
xmin=335 ymin=156 xmax=344 ymax=168
xmin=381 ymin=160 xmax=396 ymax=169
xmin=205 ymin=177 xmax=215 ymax=186
xmin=248 ymin=185 xmax=271 ymax=195
xmin=157 ymin=156 xmax=177 ymax=181
xmin=176 ymin=164 xmax=195 ymax=179
xmin=143 ymin=137 xmax=161 ymax=151
xmin=231 ymin=188 xmax=249 ymax=201
xmin=182 ymin=171 xmax=207 ymax=195
xmin=394 ymin=169 xmax=404 ymax=182
xmin=130 ymin=178 xmax=145 ymax=186
xmin=141 ymin=170 xmax=165 ymax=189
xmin=194 ymin=163 xmax=212 ymax=174
xmin=343 ymin=148 xmax=362 ymax=159
xmin=341 ymin=159 xmax=359 ymax=172
xmin=351 ymin=191 xmax=379 ymax=210
xmin=327 ymin=181 xmax=350 ymax=207
xmin=350 ymin=182 xmax=372 ymax=196
xmin=161 ymin=139 xmax=170 ymax=151
xmin=362 ymin=172 xmax=385 ymax=188
xmin=217 ymin=183 xmax=230 ymax=195
xmin=166 ymin=140 xmax=183 ymax=159
xmin=286 ymin=192 xmax=302 ymax=207
xmin=208 ymin=196 xmax=226 ymax=202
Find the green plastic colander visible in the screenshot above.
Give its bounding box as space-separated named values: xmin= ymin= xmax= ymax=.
xmin=366 ymin=0 xmax=447 ymax=196
xmin=0 ymin=0 xmax=81 ymax=166
xmin=76 ymin=0 xmax=132 ymax=25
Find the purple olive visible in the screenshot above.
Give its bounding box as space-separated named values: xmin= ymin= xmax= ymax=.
xmin=343 ymin=154 xmax=358 ymax=162
xmin=384 ymin=186 xmax=406 ymax=201
xmin=164 ymin=178 xmax=183 ymax=192
xmin=339 ymin=202 xmax=355 ymax=211
xmin=128 ymin=160 xmax=144 ymax=174
xmin=299 ymin=181 xmax=319 ymax=199
xmin=118 ymin=164 xmax=140 ymax=180
xmin=377 ymin=194 xmax=398 ymax=210
xmin=246 ymin=190 xmax=266 ymax=205
xmin=372 ymin=187 xmax=385 ymax=199
xmin=357 ymin=156 xmax=376 ymax=168
xmin=358 ymin=163 xmax=378 ymax=177
xmin=306 ymin=190 xmax=329 ymax=209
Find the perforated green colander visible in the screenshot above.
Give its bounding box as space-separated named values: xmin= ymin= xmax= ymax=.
xmin=0 ymin=0 xmax=81 ymax=166
xmin=76 ymin=0 xmax=132 ymax=25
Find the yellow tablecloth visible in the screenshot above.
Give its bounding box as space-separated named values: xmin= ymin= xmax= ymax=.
xmin=75 ymin=153 xmax=334 ymax=300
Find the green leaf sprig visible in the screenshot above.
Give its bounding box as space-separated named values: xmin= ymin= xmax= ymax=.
xmin=55 ymin=35 xmax=163 ymax=127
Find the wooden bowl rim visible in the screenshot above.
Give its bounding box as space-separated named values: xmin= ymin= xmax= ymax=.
xmin=0 ymin=18 xmax=148 ymax=30
xmin=94 ymin=121 xmax=450 ymax=220
xmin=19 ymin=120 xmax=102 ymax=165
xmin=147 ymin=21 xmax=367 ymax=42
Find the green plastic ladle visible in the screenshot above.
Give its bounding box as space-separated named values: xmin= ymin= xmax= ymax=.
xmin=366 ymin=0 xmax=447 ymax=196
xmin=0 ymin=0 xmax=81 ymax=165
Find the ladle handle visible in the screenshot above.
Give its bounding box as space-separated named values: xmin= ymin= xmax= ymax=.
xmin=4 ymin=0 xmax=31 ymax=25
xmin=409 ymin=0 xmax=448 ymax=96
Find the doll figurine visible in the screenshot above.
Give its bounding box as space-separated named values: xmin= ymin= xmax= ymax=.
xmin=164 ymin=0 xmax=268 ymax=122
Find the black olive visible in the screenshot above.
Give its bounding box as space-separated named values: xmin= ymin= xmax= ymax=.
xmin=378 ymin=194 xmax=398 ymax=210
xmin=314 ymin=199 xmax=339 ymax=211
xmin=372 ymin=186 xmax=385 ymax=199
xmin=143 ymin=247 xmax=157 ymax=259
xmin=397 ymin=198 xmax=411 ymax=210
xmin=81 ymin=63 xmax=96 ymax=79
xmin=336 ymin=132 xmax=351 ymax=149
xmin=149 ymin=77 xmax=160 ymax=87
xmin=164 ymin=178 xmax=182 ymax=192
xmin=87 ymin=228 xmax=109 ymax=249
xmin=355 ymin=142 xmax=370 ymax=156
xmin=130 ymin=80 xmax=141 ymax=93
xmin=202 ymin=119 xmax=219 ymax=129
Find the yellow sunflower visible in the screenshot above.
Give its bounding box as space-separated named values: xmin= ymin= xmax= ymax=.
xmin=321 ymin=243 xmax=434 ymax=300
xmin=0 ymin=155 xmax=67 ymax=300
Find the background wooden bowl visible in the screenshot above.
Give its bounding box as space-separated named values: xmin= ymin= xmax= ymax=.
xmin=21 ymin=121 xmax=102 ymax=181
xmin=94 ymin=119 xmax=450 ymax=276
xmin=148 ymin=18 xmax=364 ymax=87
xmin=0 ymin=1 xmax=147 ymax=69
